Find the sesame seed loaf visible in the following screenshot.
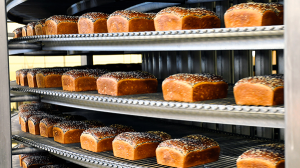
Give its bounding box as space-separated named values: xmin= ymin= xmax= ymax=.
xmin=237 ymin=144 xmax=284 ymax=168
xmin=18 ymin=69 xmax=30 ymax=86
xmin=53 ymin=121 xmax=96 ymax=144
xmin=224 ymin=2 xmax=284 ymax=28
xmin=107 ymin=10 xmax=155 ymax=33
xmin=156 ymin=135 xmax=220 ymax=167
xmin=62 ymin=69 xmax=109 ymax=92
xmin=19 ymin=153 xmax=48 ymax=167
xmin=36 ymin=68 xmax=71 ymax=88
xmin=20 ymin=111 xmax=47 ymax=132
xmin=18 ymin=103 xmax=54 ymax=113
xmin=27 ymin=68 xmax=44 ymax=87
xmin=22 ymin=26 xmax=27 ymax=37
xmin=27 ymin=22 xmax=36 ymax=36
xmin=40 ymin=116 xmax=66 ymax=137
xmin=113 ymin=132 xmax=164 ymax=160
xmin=13 ymin=27 xmax=22 ymax=38
xmin=162 ymin=73 xmax=228 ymax=102
xmin=97 ymin=71 xmax=157 ymax=96
xmin=22 ymin=156 xmax=54 ymax=168
xmin=78 ymin=12 xmax=109 ymax=34
xmin=35 ymin=18 xmax=47 ymax=35
xmin=28 ymin=114 xmax=52 ymax=135
xmin=80 ymin=125 xmax=134 ymax=152
xmin=234 ymin=74 xmax=284 ymax=106
xmin=147 ymin=131 xmax=172 ymax=141
xmin=45 ymin=15 xmax=79 ymax=35
xmin=154 ymin=6 xmax=220 ymax=31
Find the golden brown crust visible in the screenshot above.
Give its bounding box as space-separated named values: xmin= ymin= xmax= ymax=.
xmin=28 ymin=114 xmax=51 ymax=135
xmin=225 ymin=2 xmax=284 ymax=28
xmin=154 ymin=7 xmax=220 ymax=31
xmin=20 ymin=112 xmax=46 ymax=132
xmin=35 ymin=19 xmax=47 ymax=35
xmin=147 ymin=131 xmax=171 ymax=141
xmin=13 ymin=27 xmax=23 ymax=38
xmin=18 ymin=69 xmax=30 ymax=86
xmin=22 ymin=26 xmax=27 ymax=37
xmin=27 ymin=68 xmax=44 ymax=88
xmin=22 ymin=156 xmax=54 ymax=168
xmin=234 ymin=75 xmax=284 ymax=106
xmin=237 ymin=144 xmax=285 ymax=168
xmin=107 ymin=10 xmax=155 ymax=33
xmin=36 ymin=68 xmax=70 ymax=88
xmin=162 ymin=73 xmax=228 ymax=102
xmin=78 ymin=12 xmax=109 ymax=34
xmin=45 ymin=15 xmax=79 ymax=35
xmin=27 ymin=22 xmax=36 ymax=36
xmin=97 ymin=71 xmax=158 ymax=96
xmin=18 ymin=103 xmax=53 ymax=113
xmin=40 ymin=116 xmax=65 ymax=137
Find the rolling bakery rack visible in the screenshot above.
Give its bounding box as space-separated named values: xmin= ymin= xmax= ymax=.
xmin=1 ymin=0 xmax=299 ymax=167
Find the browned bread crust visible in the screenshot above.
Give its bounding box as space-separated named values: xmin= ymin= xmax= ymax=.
xmin=97 ymin=71 xmax=157 ymax=96
xmin=147 ymin=131 xmax=171 ymax=141
xmin=18 ymin=103 xmax=54 ymax=113
xmin=40 ymin=116 xmax=65 ymax=137
xmin=237 ymin=144 xmax=285 ymax=168
xmin=154 ymin=7 xmax=220 ymax=31
xmin=20 ymin=111 xmax=46 ymax=132
xmin=113 ymin=132 xmax=163 ymax=160
xmin=162 ymin=73 xmax=228 ymax=102
xmin=19 ymin=69 xmax=30 ymax=86
xmin=225 ymin=2 xmax=283 ymax=28
xmin=35 ymin=19 xmax=47 ymax=35
xmin=156 ymin=135 xmax=220 ymax=167
xmin=22 ymin=156 xmax=54 ymax=168
xmin=234 ymin=74 xmax=284 ymax=106
xmin=22 ymin=26 xmax=27 ymax=37
xmin=13 ymin=27 xmax=23 ymax=38
xmin=27 ymin=68 xmax=44 ymax=88
xmin=107 ymin=10 xmax=155 ymax=33
xmin=28 ymin=114 xmax=51 ymax=135
xmin=36 ymin=68 xmax=71 ymax=88
xmin=53 ymin=121 xmax=91 ymax=144
xmin=78 ymin=12 xmax=109 ymax=34
xmin=45 ymin=15 xmax=79 ymax=35
xmin=27 ymin=22 xmax=36 ymax=36
xmin=62 ymin=69 xmax=108 ymax=92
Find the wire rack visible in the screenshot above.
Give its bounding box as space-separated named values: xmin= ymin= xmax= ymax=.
xmin=11 ymin=111 xmax=281 ymax=168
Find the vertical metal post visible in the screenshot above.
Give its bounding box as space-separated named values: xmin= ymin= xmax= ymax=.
xmin=276 ymin=50 xmax=284 ymax=74
xmin=0 ymin=1 xmax=12 ymax=167
xmin=81 ymin=55 xmax=93 ymax=66
xmin=285 ymin=0 xmax=300 ymax=166
xmin=167 ymin=51 xmax=177 ymax=76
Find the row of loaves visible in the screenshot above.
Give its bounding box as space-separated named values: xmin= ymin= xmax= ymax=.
xmin=16 ymin=67 xmax=284 ymax=106
xmin=19 ymin=102 xmax=285 ymax=168
xmin=13 ymin=2 xmax=283 ymax=38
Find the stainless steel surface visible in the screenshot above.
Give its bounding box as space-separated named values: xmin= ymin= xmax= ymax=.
xmin=9 ymin=26 xmax=284 ymax=51
xmin=11 ymin=83 xmax=285 ymax=128
xmin=277 ymin=50 xmax=284 ymax=74
xmin=0 ymin=0 xmax=11 ymax=166
xmin=10 ymin=94 xmax=40 ymax=102
xmin=285 ymin=0 xmax=300 ymax=167
xmin=11 ymin=112 xmax=281 ymax=168
xmin=12 ymin=147 xmax=46 ymax=155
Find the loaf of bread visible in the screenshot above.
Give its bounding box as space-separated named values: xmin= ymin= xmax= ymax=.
xmin=156 ymin=135 xmax=220 ymax=167
xmin=113 ymin=132 xmax=163 ymax=160
xmin=16 ymin=69 xmax=25 ymax=85
xmin=13 ymin=27 xmax=22 ymax=38
xmin=224 ymin=2 xmax=284 ymax=28
xmin=147 ymin=131 xmax=171 ymax=141
xmin=20 ymin=111 xmax=46 ymax=132
xmin=22 ymin=156 xmax=54 ymax=168
xmin=40 ymin=116 xmax=66 ymax=137
xmin=80 ymin=125 xmax=134 ymax=152
xmin=27 ymin=68 xmax=44 ymax=87
xmin=26 ymin=22 xmax=36 ymax=36
xmin=162 ymin=73 xmax=228 ymax=102
xmin=18 ymin=103 xmax=54 ymax=113
xmin=36 ymin=68 xmax=70 ymax=88
xmin=107 ymin=10 xmax=155 ymax=33
xmin=78 ymin=12 xmax=109 ymax=34
xmin=97 ymin=71 xmax=157 ymax=96
xmin=35 ymin=19 xmax=47 ymax=35
xmin=62 ymin=69 xmax=108 ymax=92
xmin=22 ymin=26 xmax=27 ymax=37
xmin=237 ymin=144 xmax=284 ymax=168
xmin=45 ymin=15 xmax=79 ymax=35
xmin=53 ymin=121 xmax=92 ymax=144
xmin=19 ymin=69 xmax=30 ymax=86
xmin=28 ymin=114 xmax=52 ymax=135
xmin=234 ymin=74 xmax=284 ymax=106
xmin=154 ymin=7 xmax=220 ymax=31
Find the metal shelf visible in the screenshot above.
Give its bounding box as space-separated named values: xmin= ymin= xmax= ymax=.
xmin=8 ymin=25 xmax=284 ymax=51
xmin=11 ymin=82 xmax=284 ymax=128
xmin=11 ymin=111 xmax=280 ymax=168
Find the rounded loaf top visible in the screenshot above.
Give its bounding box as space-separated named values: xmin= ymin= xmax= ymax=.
xmin=46 ymin=15 xmax=79 ymax=24
xmin=234 ymin=74 xmax=284 ymax=90
xmin=113 ymin=132 xmax=163 ymax=148
xmin=237 ymin=144 xmax=284 ymax=164
xmin=156 ymin=6 xmax=219 ymax=19
xmin=22 ymin=156 xmax=54 ymax=166
xmin=37 ymin=68 xmax=72 ymax=76
xmin=63 ymin=69 xmax=109 ymax=79
xmin=225 ymin=2 xmax=282 ymax=16
xmin=40 ymin=116 xmax=65 ymax=126
xmin=29 ymin=114 xmax=52 ymax=125
xmin=18 ymin=103 xmax=53 ymax=112
xmin=13 ymin=27 xmax=22 ymax=34
xmin=163 ymin=73 xmax=226 ymax=86
xmin=79 ymin=12 xmax=109 ymax=22
xmin=99 ymin=71 xmax=156 ymax=81
xmin=36 ymin=18 xmax=46 ymax=26
xmin=147 ymin=131 xmax=171 ymax=141
xmin=54 ymin=121 xmax=90 ymax=133
xmin=82 ymin=127 xmax=122 ymax=141
xmin=27 ymin=68 xmax=44 ymax=76
xmin=183 ymin=134 xmax=219 ymax=146
xmin=27 ymin=22 xmax=36 ymax=29
xmin=108 ymin=10 xmax=156 ymax=21
xmin=157 ymin=137 xmax=219 ymax=155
